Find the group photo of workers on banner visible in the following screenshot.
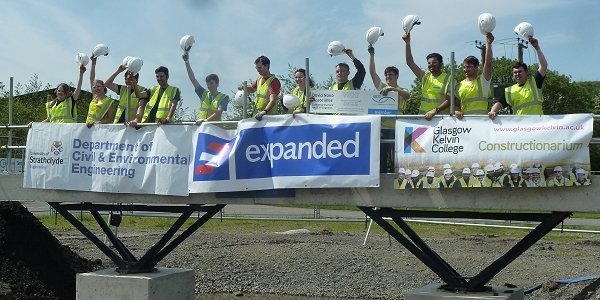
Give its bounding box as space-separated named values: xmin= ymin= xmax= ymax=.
xmin=394 ymin=114 xmax=593 ymax=189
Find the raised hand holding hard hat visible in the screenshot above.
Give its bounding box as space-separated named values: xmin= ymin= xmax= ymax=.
xmin=402 ymin=15 xmax=421 ymax=34
xmin=327 ymin=41 xmax=346 ymax=56
xmin=366 ymin=27 xmax=384 ymax=45
xmin=92 ymin=44 xmax=109 ymax=57
xmin=478 ymin=13 xmax=496 ymax=35
xmin=514 ymin=22 xmax=534 ymax=39
xmin=122 ymin=56 xmax=143 ymax=75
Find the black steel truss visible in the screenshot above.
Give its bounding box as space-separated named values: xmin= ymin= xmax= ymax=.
xmin=359 ymin=207 xmax=572 ymax=292
xmin=48 ymin=202 xmax=225 ymax=274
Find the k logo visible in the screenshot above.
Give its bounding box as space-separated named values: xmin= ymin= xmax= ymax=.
xmin=404 ymin=127 xmax=427 ymax=153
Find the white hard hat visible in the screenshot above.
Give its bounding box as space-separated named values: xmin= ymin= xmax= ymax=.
xmin=122 ymin=56 xmax=133 ymax=66
xmin=471 ymin=162 xmax=481 ymax=169
xmin=443 ymin=163 xmax=451 ymax=170
xmin=530 ymin=167 xmax=541 ymax=174
xmin=92 ymin=44 xmax=109 ymax=57
xmin=475 ymin=169 xmax=485 ymax=176
xmin=282 ymin=94 xmax=300 ymax=110
xmin=485 ymin=164 xmax=495 ymax=172
xmin=553 ymin=166 xmax=563 ymax=172
xmin=411 ymin=169 xmax=420 ymax=177
xmin=510 ymin=166 xmax=521 ymax=174
xmin=443 ymin=169 xmax=453 ymax=175
xmin=426 ymin=171 xmax=434 ymax=178
xmin=494 ymin=162 xmax=502 ymax=170
xmin=478 ymin=13 xmax=496 ymax=35
xmin=327 ymin=41 xmax=346 ymax=56
xmin=76 ymin=53 xmax=89 ymax=66
xmin=405 ymin=169 xmax=412 ymax=175
xmin=462 ymin=168 xmax=471 ymax=175
xmin=510 ymin=163 xmax=518 ymax=170
xmin=366 ymin=27 xmax=384 ymax=45
xmin=180 ymin=35 xmax=195 ymax=51
xmin=514 ymin=22 xmax=534 ymax=39
xmin=427 ymin=166 xmax=435 ymax=172
xmin=402 ymin=15 xmax=421 ymax=34
xmin=234 ymin=90 xmax=246 ymax=106
xmin=398 ymin=167 xmax=405 ymax=175
xmin=126 ymin=57 xmax=143 ymax=75
xmin=576 ymin=168 xmax=586 ymax=175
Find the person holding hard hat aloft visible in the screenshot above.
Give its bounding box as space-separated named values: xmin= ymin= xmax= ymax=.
xmin=488 ymin=24 xmax=547 ymax=119
xmin=402 ymin=26 xmax=459 ymax=121
xmin=86 ymin=54 xmax=115 ymax=128
xmin=330 ymin=48 xmax=366 ymax=91
xmin=105 ymin=63 xmax=147 ymax=124
xmin=455 ymin=32 xmax=495 ymax=118
xmin=30 ymin=64 xmax=86 ymax=127
xmin=367 ymin=32 xmax=410 ymax=173
xmin=182 ymin=53 xmax=229 ymax=123
xmin=129 ymin=66 xmax=181 ymax=126
xmin=243 ymin=56 xmax=281 ymax=121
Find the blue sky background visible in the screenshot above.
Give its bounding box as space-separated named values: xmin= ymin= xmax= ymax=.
xmin=1 ymin=0 xmax=598 ymax=114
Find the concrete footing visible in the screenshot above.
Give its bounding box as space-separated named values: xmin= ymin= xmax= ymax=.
xmin=76 ymin=267 xmax=195 ymax=300
xmin=406 ymin=283 xmax=524 ymax=300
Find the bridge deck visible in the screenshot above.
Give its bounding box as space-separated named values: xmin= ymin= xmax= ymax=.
xmin=2 ymin=174 xmax=598 ymax=213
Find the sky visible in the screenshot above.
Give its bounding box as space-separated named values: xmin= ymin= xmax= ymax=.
xmin=1 ymin=0 xmax=598 ymax=115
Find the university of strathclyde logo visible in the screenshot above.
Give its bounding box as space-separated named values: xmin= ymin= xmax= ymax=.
xmin=404 ymin=127 xmax=427 ymax=153
xmin=193 ymin=133 xmax=233 ymax=181
xmin=50 ymin=141 xmax=63 ymax=156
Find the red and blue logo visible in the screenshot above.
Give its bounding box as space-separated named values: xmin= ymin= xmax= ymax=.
xmin=192 ymin=133 xmax=234 ymax=181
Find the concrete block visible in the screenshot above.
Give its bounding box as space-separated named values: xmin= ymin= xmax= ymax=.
xmin=406 ymin=283 xmax=524 ymax=300
xmin=76 ymin=267 xmax=195 ymax=300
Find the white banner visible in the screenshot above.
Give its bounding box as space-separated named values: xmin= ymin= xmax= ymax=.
xmin=189 ymin=114 xmax=380 ymax=193
xmin=24 ymin=123 xmax=193 ymax=196
xmin=395 ymin=114 xmax=593 ymax=188
xmin=309 ymin=90 xmax=398 ymax=115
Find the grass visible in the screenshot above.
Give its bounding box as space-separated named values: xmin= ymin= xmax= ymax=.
xmin=37 ymin=213 xmax=600 ymax=245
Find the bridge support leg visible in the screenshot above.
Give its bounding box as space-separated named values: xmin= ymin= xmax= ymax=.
xmin=48 ymin=202 xmax=225 ymax=274
xmin=359 ymin=207 xmax=572 ymax=292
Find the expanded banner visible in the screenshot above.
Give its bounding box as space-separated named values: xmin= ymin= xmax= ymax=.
xmin=309 ymin=90 xmax=398 ymax=115
xmin=395 ymin=114 xmax=593 ymax=188
xmin=24 ymin=123 xmax=193 ymax=196
xmin=189 ymin=114 xmax=380 ymax=193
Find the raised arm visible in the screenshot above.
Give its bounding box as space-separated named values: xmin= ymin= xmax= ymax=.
xmin=89 ymin=56 xmax=97 ymax=88
xmin=105 ymin=64 xmax=126 ymax=94
xmin=403 ymin=32 xmax=424 ymax=79
xmin=73 ymin=65 xmax=86 ymax=101
xmin=482 ymin=33 xmax=494 ymax=81
xmin=529 ymin=37 xmax=547 ymax=77
xmin=183 ymin=54 xmax=201 ymax=90
xmin=368 ymin=45 xmax=382 ymax=89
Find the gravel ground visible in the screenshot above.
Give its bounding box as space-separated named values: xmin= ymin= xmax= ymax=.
xmin=56 ymin=227 xmax=600 ymax=300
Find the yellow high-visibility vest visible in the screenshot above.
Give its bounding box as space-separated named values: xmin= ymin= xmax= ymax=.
xmin=255 ymin=76 xmax=277 ymax=114
xmin=458 ymin=75 xmax=489 ymax=114
xmin=199 ymin=91 xmax=225 ymax=120
xmin=505 ymin=78 xmax=543 ymax=115
xmin=142 ymin=86 xmax=179 ymax=122
xmin=86 ymin=96 xmax=113 ymax=123
xmin=47 ymin=97 xmax=77 ymax=123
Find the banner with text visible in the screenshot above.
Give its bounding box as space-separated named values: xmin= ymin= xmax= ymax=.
xmin=309 ymin=90 xmax=398 ymax=115
xmin=24 ymin=123 xmax=193 ymax=195
xmin=395 ymin=114 xmax=593 ymax=189
xmin=189 ymin=114 xmax=380 ymax=193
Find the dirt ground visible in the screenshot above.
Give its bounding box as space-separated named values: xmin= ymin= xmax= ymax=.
xmin=1 ymin=201 xmax=600 ymax=299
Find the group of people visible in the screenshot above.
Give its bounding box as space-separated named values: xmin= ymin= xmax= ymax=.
xmin=396 ymin=162 xmax=591 ymax=189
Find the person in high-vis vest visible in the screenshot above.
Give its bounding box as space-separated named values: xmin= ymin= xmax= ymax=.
xmin=403 ymin=32 xmax=459 ymax=121
xmin=439 ymin=168 xmax=456 ymax=188
xmin=455 ymin=33 xmax=494 ymax=119
xmin=281 ymin=68 xmax=314 ymax=115
xmin=183 ymin=53 xmax=229 ymax=123
xmin=547 ymin=166 xmax=573 ymax=187
xmin=574 ymin=169 xmax=591 ymax=186
xmin=130 ymin=66 xmax=180 ymax=127
xmin=472 ymin=169 xmax=485 ymax=187
xmin=421 ymin=171 xmax=439 ymax=188
xmin=105 ymin=64 xmax=146 ymax=124
xmin=330 ymin=48 xmax=366 ymax=91
xmin=488 ymin=37 xmax=547 ymax=119
xmin=30 ymin=65 xmax=85 ymax=127
xmin=243 ymin=56 xmax=281 ymax=121
xmin=368 ymin=45 xmax=410 ymax=174
xmin=453 ymin=168 xmax=472 ymax=188
xmin=507 ymin=166 xmax=527 ymax=187
xmin=526 ymin=167 xmax=546 ymax=187
xmin=86 ymin=55 xmax=115 ymax=128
